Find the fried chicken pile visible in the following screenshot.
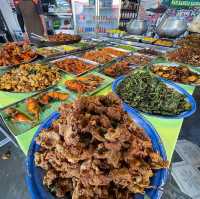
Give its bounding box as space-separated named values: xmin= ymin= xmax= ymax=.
xmin=0 ymin=63 xmax=61 ymax=92
xmin=35 ymin=93 xmax=168 ymax=199
xmin=0 ymin=42 xmax=37 ymax=67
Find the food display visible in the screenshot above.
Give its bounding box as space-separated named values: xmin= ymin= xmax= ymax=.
xmin=35 ymin=47 xmax=63 ymax=57
xmin=137 ymin=48 xmax=163 ymax=57
xmin=101 ymin=47 xmax=129 ymax=57
xmin=1 ymin=89 xmax=70 ymax=135
xmin=116 ymin=70 xmax=192 ymax=116
xmin=142 ymin=37 xmax=157 ymax=43
xmin=82 ymin=50 xmax=114 ymax=64
xmin=0 ymin=42 xmax=37 ymax=67
xmin=124 ymin=54 xmax=152 ymax=66
xmin=0 ymin=63 xmax=61 ymax=92
xmin=3 ymin=91 xmax=69 ymax=124
xmin=65 ymin=74 xmax=104 ymax=94
xmin=107 ymin=29 xmax=126 ymax=38
xmin=115 ymin=45 xmax=137 ymax=51
xmin=34 ymin=93 xmax=168 ymax=198
xmin=72 ymin=41 xmax=96 ymax=49
xmin=4 ymin=108 xmax=33 ymax=124
xmin=1 ymin=17 xmax=200 ymax=199
xmin=54 ymin=45 xmax=78 ymax=52
xmin=153 ymin=39 xmax=173 ymax=47
xmin=151 ymin=65 xmax=200 ymax=85
xmin=82 ymin=47 xmax=128 ymax=64
xmin=103 ymin=60 xmax=134 ymax=78
xmin=48 ymin=33 xmax=81 ymax=43
xmin=124 ymin=35 xmax=143 ymax=41
xmin=176 ymin=34 xmax=200 ymax=48
xmin=25 ymin=91 xmax=69 ymax=121
xmin=166 ymin=46 xmax=200 ymax=67
xmin=53 ymin=58 xmax=96 ymax=76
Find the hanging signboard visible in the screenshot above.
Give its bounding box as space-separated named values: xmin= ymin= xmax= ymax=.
xmin=171 ymin=0 xmax=200 ymax=7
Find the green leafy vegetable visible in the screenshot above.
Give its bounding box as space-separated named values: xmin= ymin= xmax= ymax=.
xmin=116 ymin=69 xmax=192 ymax=116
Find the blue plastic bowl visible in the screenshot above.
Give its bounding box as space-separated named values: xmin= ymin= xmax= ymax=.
xmin=112 ymin=76 xmax=196 ymax=119
xmin=26 ymin=110 xmax=168 ymax=199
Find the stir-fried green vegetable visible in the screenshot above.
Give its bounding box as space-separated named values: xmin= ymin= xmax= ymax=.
xmin=116 ymin=70 xmax=192 ymax=116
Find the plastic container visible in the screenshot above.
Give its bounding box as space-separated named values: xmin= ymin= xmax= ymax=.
xmin=26 ymin=108 xmax=168 ymax=199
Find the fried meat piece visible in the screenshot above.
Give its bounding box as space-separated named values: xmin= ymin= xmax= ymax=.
xmin=43 ymin=169 xmax=58 ymax=187
xmin=53 ymin=178 xmax=73 ymax=198
xmin=80 ymin=160 xmax=112 ymax=186
xmin=34 ymin=151 xmax=50 ymax=170
xmin=35 ymin=129 xmax=61 ymax=149
xmin=72 ymin=182 xmax=110 ymax=199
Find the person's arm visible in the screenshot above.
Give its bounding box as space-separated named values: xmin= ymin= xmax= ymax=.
xmin=32 ymin=0 xmax=48 ymax=36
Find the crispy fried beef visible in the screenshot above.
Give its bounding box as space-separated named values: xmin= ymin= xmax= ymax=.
xmin=34 ymin=93 xmax=168 ymax=198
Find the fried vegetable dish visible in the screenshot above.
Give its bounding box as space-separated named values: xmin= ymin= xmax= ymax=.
xmin=0 ymin=42 xmax=37 ymax=67
xmin=103 ymin=60 xmax=133 ymax=78
xmin=0 ymin=63 xmax=61 ymax=92
xmin=54 ymin=58 xmax=96 ymax=75
xmin=48 ymin=33 xmax=81 ymax=43
xmin=65 ymin=74 xmax=104 ymax=94
xmin=151 ymin=65 xmax=200 ymax=85
xmin=116 ymin=70 xmax=192 ymax=116
xmin=101 ymin=47 xmax=128 ymax=57
xmin=35 ymin=93 xmax=168 ymax=198
xmin=166 ymin=46 xmax=200 ymax=67
xmin=124 ymin=54 xmax=152 ymax=66
xmin=176 ymin=34 xmax=200 ymax=48
xmin=137 ymin=48 xmax=163 ymax=57
xmin=82 ymin=50 xmax=114 ymax=64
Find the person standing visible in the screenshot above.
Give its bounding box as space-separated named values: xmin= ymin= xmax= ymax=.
xmin=18 ymin=0 xmax=48 ymax=38
xmin=12 ymin=0 xmax=29 ymax=41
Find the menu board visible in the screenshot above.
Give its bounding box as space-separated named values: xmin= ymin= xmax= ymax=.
xmin=171 ymin=0 xmax=200 ymax=7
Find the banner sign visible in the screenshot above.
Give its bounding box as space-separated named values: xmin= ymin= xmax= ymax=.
xmin=171 ymin=0 xmax=200 ymax=7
